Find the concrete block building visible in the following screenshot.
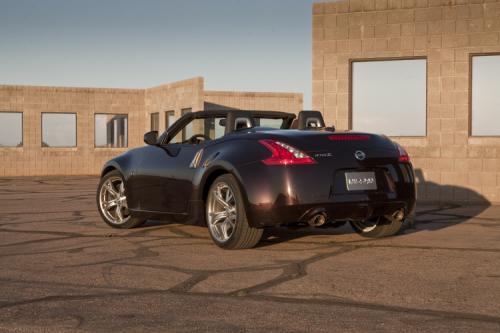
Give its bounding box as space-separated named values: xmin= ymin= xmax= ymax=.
xmin=0 ymin=77 xmax=302 ymax=176
xmin=2 ymin=0 xmax=500 ymax=205
xmin=313 ymin=0 xmax=500 ymax=203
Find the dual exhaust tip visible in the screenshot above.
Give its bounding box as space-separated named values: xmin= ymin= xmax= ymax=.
xmin=307 ymin=212 xmax=327 ymax=227
xmin=306 ymin=208 xmax=405 ymax=227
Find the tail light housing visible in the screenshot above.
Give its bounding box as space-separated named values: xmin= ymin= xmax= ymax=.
xmin=259 ymin=140 xmax=316 ymax=166
xmin=396 ymin=143 xmax=410 ymax=163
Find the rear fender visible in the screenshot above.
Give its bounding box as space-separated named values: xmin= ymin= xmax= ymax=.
xmin=192 ymin=146 xmax=257 ymax=227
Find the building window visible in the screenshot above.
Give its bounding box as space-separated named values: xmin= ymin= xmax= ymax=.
xmin=181 ymin=108 xmax=192 ymax=141
xmin=471 ymin=54 xmax=500 ymax=136
xmin=351 ymin=58 xmax=427 ymax=136
xmin=41 ymin=113 xmax=77 ymax=147
xmin=0 ymin=112 xmax=23 ymax=147
xmin=165 ymin=110 xmax=175 ymax=129
xmin=150 ymin=112 xmax=159 ymax=131
xmin=95 ymin=114 xmax=128 ymax=148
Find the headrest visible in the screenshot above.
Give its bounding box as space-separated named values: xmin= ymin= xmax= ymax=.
xmin=225 ymin=111 xmax=255 ymax=134
xmin=297 ymin=111 xmax=325 ymax=130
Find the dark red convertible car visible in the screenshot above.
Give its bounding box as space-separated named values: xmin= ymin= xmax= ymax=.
xmin=97 ymin=110 xmax=416 ymax=249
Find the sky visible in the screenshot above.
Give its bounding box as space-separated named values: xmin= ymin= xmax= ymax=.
xmin=0 ymin=0 xmax=320 ymax=108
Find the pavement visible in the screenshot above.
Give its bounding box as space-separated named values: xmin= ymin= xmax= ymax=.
xmin=0 ymin=177 xmax=499 ymax=332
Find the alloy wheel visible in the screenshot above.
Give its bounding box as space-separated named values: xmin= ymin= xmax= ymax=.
xmin=352 ymin=217 xmax=379 ymax=233
xmin=99 ymin=176 xmax=131 ymax=225
xmin=207 ymin=182 xmax=237 ymax=242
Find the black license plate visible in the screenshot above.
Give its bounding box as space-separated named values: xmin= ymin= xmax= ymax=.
xmin=345 ymin=171 xmax=377 ymax=191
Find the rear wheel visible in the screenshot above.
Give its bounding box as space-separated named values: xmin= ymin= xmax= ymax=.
xmin=350 ymin=215 xmax=405 ymax=238
xmin=97 ymin=170 xmax=145 ymax=229
xmin=206 ymin=174 xmax=263 ymax=249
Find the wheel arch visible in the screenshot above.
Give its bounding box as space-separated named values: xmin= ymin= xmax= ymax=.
xmin=101 ymin=165 xmax=117 ymax=177
xmin=100 ymin=161 xmax=124 ymax=178
xmin=199 ymin=164 xmax=250 ymax=208
xmin=201 ymin=168 xmax=230 ymax=202
xmin=198 ymin=163 xmax=257 ymax=226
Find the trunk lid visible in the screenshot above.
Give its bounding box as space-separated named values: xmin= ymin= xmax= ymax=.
xmin=262 ymin=130 xmax=399 ymax=166
xmin=255 ymin=129 xmax=407 ymax=198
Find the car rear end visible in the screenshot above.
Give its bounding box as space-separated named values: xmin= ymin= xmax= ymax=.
xmin=236 ymin=130 xmax=416 ymax=228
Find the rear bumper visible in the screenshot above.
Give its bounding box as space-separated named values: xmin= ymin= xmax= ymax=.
xmin=247 ymin=200 xmax=415 ymax=227
xmin=237 ymin=161 xmax=416 ymax=227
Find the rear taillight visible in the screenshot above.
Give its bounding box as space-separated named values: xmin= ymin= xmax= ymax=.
xmin=259 ymin=139 xmax=317 ymax=166
xmin=328 ymin=134 xmax=371 ymax=141
xmin=396 ymin=144 xmax=410 ymax=163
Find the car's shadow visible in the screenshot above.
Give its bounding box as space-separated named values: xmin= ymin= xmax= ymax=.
xmin=138 ymin=168 xmax=491 ymax=247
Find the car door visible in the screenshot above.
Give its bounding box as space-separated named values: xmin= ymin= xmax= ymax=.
xmin=131 ymin=114 xmax=224 ymax=214
xmin=131 ymin=142 xmax=203 ymax=214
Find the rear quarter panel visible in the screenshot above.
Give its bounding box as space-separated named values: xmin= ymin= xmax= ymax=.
xmin=196 ymin=132 xmax=416 ymax=227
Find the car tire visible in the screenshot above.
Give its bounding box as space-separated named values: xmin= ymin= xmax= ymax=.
xmin=96 ymin=170 xmax=145 ymax=229
xmin=206 ymin=174 xmax=263 ymax=249
xmin=350 ymin=215 xmax=406 ymax=238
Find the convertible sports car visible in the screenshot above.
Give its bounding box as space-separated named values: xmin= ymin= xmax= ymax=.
xmin=97 ymin=110 xmax=416 ymax=249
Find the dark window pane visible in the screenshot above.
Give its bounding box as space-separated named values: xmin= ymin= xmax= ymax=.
xmin=151 ymin=113 xmax=159 ymax=131
xmin=0 ymin=112 xmax=23 ymax=147
xmin=42 ymin=113 xmax=77 ymax=147
xmin=165 ymin=111 xmax=175 ymax=129
xmin=95 ymin=114 xmax=128 ymax=148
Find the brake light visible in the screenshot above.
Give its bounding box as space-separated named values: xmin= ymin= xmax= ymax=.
xmin=328 ymin=134 xmax=371 ymax=141
xmin=259 ymin=140 xmax=316 ymax=166
xmin=396 ymin=144 xmax=410 ymax=163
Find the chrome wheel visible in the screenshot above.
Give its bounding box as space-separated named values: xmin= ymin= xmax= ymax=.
xmin=207 ymin=182 xmax=237 ymax=243
xmin=98 ymin=176 xmax=131 ymax=225
xmin=352 ymin=217 xmax=379 ymax=233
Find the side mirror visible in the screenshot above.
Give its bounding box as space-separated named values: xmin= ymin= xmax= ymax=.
xmin=144 ymin=131 xmax=159 ymax=145
xmin=219 ymin=118 xmax=226 ymax=127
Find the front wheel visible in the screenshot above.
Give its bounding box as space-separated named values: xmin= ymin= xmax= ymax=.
xmin=206 ymin=174 xmax=263 ymax=249
xmin=350 ymin=214 xmax=405 ymax=238
xmin=96 ymin=170 xmax=145 ymax=229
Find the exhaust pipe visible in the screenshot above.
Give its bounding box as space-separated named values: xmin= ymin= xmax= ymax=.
xmin=308 ymin=213 xmax=327 ymax=227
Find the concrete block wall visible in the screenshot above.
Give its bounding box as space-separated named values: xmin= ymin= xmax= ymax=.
xmin=204 ymin=91 xmax=303 ymax=113
xmin=313 ymin=0 xmax=500 ymax=203
xmin=0 ymin=78 xmax=303 ymax=176
xmin=0 ymin=85 xmax=145 ymax=176
xmin=145 ymin=77 xmax=205 ymax=133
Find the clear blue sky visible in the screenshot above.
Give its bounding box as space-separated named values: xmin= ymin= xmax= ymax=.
xmin=0 ymin=0 xmax=320 ymax=108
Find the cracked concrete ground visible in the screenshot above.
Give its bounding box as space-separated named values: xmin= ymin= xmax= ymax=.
xmin=0 ymin=177 xmax=499 ymax=332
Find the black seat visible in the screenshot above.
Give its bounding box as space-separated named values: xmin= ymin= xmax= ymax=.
xmin=297 ymin=111 xmax=325 ymax=130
